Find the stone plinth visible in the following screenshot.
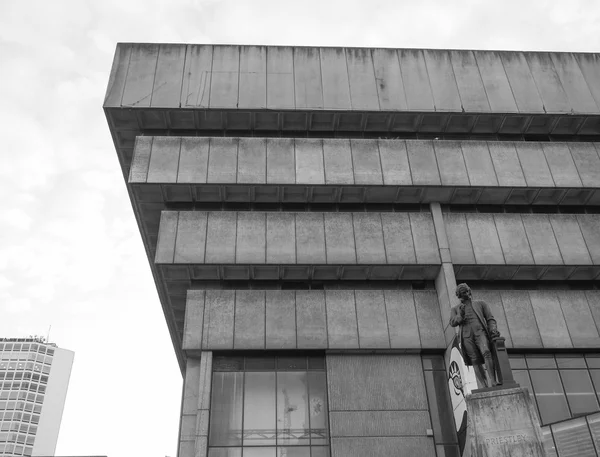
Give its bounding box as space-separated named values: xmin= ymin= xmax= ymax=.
xmin=466 ymin=387 xmax=545 ymax=457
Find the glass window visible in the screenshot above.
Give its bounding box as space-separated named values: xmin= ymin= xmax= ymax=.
xmin=556 ymin=356 xmax=586 ymax=369
xmin=527 ymin=355 xmax=557 ymax=369
xmin=529 ymin=370 xmax=570 ymax=424
xmin=552 ymin=417 xmax=596 ymax=457
xmin=560 ymin=370 xmax=599 ymax=417
xmin=209 ymin=354 xmax=328 ymax=456
xmin=509 ymin=355 xmax=527 ymax=370
xmin=209 ymin=372 xmax=243 ymax=446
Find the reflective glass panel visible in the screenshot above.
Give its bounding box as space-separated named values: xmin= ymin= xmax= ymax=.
xmin=310 ymin=447 xmax=330 ymax=457
xmin=552 ymin=417 xmax=596 ymax=457
xmin=278 ymin=446 xmax=310 ymax=457
xmin=210 ymin=372 xmax=244 ymax=446
xmin=243 ymin=447 xmax=276 ymax=457
xmin=509 ymin=355 xmax=527 ymax=370
xmin=307 ymin=371 xmax=328 ymax=445
xmin=560 ymin=370 xmax=599 ymax=416
xmin=529 ymin=370 xmax=570 ymax=424
xmin=556 ymin=356 xmax=586 ymax=369
xmin=244 ymin=372 xmax=276 ymax=446
xmin=208 ymin=448 xmax=242 ymax=457
xmin=586 ymin=413 xmax=600 ymax=453
xmin=542 ymin=427 xmax=558 ymax=457
xmin=277 ymin=372 xmax=309 ymax=446
xmin=527 ymin=355 xmax=557 ymax=369
xmin=586 ymin=356 xmax=600 ymax=369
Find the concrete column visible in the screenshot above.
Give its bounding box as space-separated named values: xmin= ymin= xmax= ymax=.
xmin=430 ymin=202 xmax=458 ymax=345
xmin=178 ymin=351 xmax=212 ymax=457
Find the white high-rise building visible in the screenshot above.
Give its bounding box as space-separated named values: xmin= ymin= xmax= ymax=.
xmin=0 ymin=338 xmax=74 ymax=457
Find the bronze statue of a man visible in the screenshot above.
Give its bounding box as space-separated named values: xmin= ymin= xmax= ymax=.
xmin=449 ymin=283 xmax=500 ymax=388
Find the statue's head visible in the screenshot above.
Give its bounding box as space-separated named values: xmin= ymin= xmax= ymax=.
xmin=455 ymin=283 xmax=472 ymax=302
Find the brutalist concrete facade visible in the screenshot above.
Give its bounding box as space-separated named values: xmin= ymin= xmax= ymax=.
xmin=105 ymin=44 xmax=600 ymax=457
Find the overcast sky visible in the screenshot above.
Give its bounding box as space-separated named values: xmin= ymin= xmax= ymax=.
xmin=1 ymin=1 xmax=600 ymax=456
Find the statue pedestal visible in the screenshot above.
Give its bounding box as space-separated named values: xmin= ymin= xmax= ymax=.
xmin=466 ymin=387 xmax=545 ymax=457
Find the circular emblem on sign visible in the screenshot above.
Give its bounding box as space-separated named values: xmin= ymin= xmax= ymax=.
xmin=449 ymin=360 xmax=464 ymax=396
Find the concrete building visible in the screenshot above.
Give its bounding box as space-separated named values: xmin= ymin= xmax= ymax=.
xmin=0 ymin=338 xmax=74 ymax=457
xmin=104 ymin=44 xmax=600 ymax=457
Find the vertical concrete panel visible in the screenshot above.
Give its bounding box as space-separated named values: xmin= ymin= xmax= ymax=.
xmin=129 ymin=137 xmax=152 ymax=183
xmin=529 ymin=291 xmax=573 ymax=349
xmin=266 ymin=138 xmax=295 ymax=184
xmin=410 ymin=213 xmax=440 ymax=264
xmin=465 ymin=214 xmax=504 ymax=264
xmin=550 ymin=53 xmax=599 ymax=114
xmin=541 ymin=143 xmax=583 ymax=187
xmin=381 ymin=213 xmax=417 ymax=264
xmin=521 ymin=215 xmax=564 ymax=264
xmin=238 ymin=46 xmax=267 ymax=109
xmin=323 ymin=139 xmax=354 ymax=184
xmin=351 ymin=139 xmax=383 ymax=185
xmin=266 ymin=212 xmax=295 ymax=264
xmin=575 ymin=53 xmax=600 ymax=110
xmin=181 ymin=45 xmax=212 ymax=107
xmin=207 ymin=137 xmax=238 ymax=184
xmin=178 ymin=137 xmax=209 ymax=183
xmin=266 ymin=46 xmax=295 ymax=109
xmin=122 ymin=43 xmax=159 ymax=107
xmin=147 ymin=137 xmax=181 ymax=183
xmin=423 ymin=50 xmax=462 ymax=111
xmin=406 ymin=140 xmax=441 ymax=185
xmin=326 ymin=290 xmax=359 ymax=349
xmin=155 ymin=211 xmax=178 ymax=263
xmin=525 ymin=52 xmax=571 ymax=112
xmin=487 ymin=142 xmax=526 ymax=187
xmin=569 ymin=143 xmax=600 ymax=187
xmin=461 ymin=141 xmax=499 ymax=186
xmin=557 ymin=291 xmax=600 ymax=348
xmin=330 ymin=411 xmax=431 ymax=437
xmin=183 ymin=290 xmax=205 ymax=351
xmin=295 ymin=213 xmax=326 ymax=264
xmin=104 ymin=43 xmax=131 ymax=107
xmin=209 ymin=45 xmax=240 ymax=109
xmin=500 ymin=52 xmax=545 ymax=113
xmin=372 ymin=48 xmax=408 ymax=110
xmin=500 ymin=291 xmax=543 ymax=348
xmin=450 ymin=50 xmax=490 ymax=111
xmin=514 ymin=142 xmax=555 ymax=187
xmin=182 ymin=357 xmax=201 ymax=415
xmin=397 ymin=49 xmax=435 ymax=111
xmin=236 ymin=212 xmax=266 ymax=264
xmin=353 ymin=213 xmax=386 ymax=264
xmin=174 ymin=211 xmax=207 ymax=263
xmin=320 ymin=47 xmax=351 ymax=109
xmin=378 ymin=140 xmax=412 ymax=185
xmin=234 ymin=290 xmax=265 ymax=349
xmin=585 ymin=291 xmax=600 ymax=336
xmin=151 ymin=44 xmax=186 ymax=107
xmin=325 ymin=213 xmax=357 ymax=264
xmin=434 ymin=141 xmax=470 ymax=186
xmin=385 ymin=290 xmax=421 ymax=348
xmin=473 ymin=50 xmax=519 ymax=112
xmin=493 ymin=214 xmax=534 ymax=264
xmin=346 ymin=47 xmax=380 ymax=110
xmin=414 ymin=291 xmax=445 ymax=348
xmin=296 ymin=291 xmax=327 ymax=348
xmin=327 ymin=355 xmax=428 ymax=410
xmin=204 ymin=212 xmax=236 ymax=263
xmin=578 ymin=215 xmax=600 ymax=264
xmin=237 ymin=138 xmax=266 ymax=184
xmin=355 ymin=290 xmax=390 ymax=349
xmin=549 ymin=215 xmax=593 ymax=265
xmin=265 ymin=290 xmax=296 ymax=349
xmin=475 ymin=291 xmax=513 ymax=348
xmin=293 ymin=47 xmax=324 ymax=109
xmin=295 ymin=138 xmax=325 ymax=184
xmin=204 ymin=290 xmax=235 ymax=349
xmin=443 ymin=213 xmax=476 ymax=264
